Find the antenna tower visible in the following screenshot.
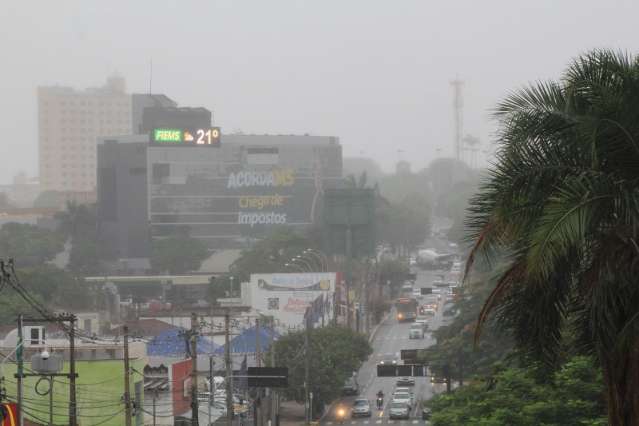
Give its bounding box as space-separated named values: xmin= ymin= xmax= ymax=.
xmin=450 ymin=78 xmax=464 ymax=161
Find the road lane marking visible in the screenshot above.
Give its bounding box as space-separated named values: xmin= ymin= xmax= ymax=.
xmin=375 ymin=421 xmax=382 ymax=424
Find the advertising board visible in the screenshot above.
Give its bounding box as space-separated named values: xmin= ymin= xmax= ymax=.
xmin=250 ymin=273 xmax=336 ymax=329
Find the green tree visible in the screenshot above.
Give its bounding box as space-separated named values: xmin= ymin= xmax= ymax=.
xmin=18 ymin=265 xmax=92 ymax=311
xmin=270 ymin=326 xmax=372 ymax=418
xmin=0 ymin=291 xmax=41 ymax=324
xmin=150 ymin=235 xmax=209 ymax=274
xmin=377 ymin=199 xmax=430 ymax=254
xmin=422 ymin=276 xmax=514 ymax=384
xmin=0 ymin=223 xmax=64 ymax=266
xmin=428 ymin=356 xmax=606 ymax=426
xmin=466 ymin=50 xmax=639 ymax=424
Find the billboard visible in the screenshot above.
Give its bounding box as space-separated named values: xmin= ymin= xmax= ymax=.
xmin=151 ymin=127 xmax=221 ymax=146
xmin=250 ymin=273 xmax=336 ymax=329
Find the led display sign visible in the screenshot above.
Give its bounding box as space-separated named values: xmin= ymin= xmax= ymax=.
xmin=151 ymin=127 xmax=221 ymax=146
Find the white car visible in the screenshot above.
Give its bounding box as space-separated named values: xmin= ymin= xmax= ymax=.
xmin=395 ymin=387 xmax=415 ymax=400
xmin=409 ymin=323 xmax=424 ymax=339
xmin=389 ymin=401 xmax=410 ymax=420
xmin=412 ymin=288 xmax=423 ymax=299
xmin=392 ymin=391 xmax=413 ymax=409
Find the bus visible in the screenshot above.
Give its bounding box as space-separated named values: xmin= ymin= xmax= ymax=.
xmin=395 ymin=298 xmax=418 ymax=322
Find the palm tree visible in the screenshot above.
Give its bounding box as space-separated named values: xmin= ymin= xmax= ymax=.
xmin=465 ymin=50 xmax=639 ymax=425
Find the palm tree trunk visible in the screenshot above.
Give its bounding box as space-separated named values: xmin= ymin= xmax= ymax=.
xmin=603 ymin=349 xmax=639 ymax=426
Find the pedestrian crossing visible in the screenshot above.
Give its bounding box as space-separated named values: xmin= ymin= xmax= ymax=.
xmin=323 ymin=420 xmax=428 ymax=425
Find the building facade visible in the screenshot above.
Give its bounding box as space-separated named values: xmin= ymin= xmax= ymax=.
xmin=148 ymin=134 xmax=343 ymax=249
xmin=97 ymin=135 xmax=150 ymax=262
xmin=38 ymin=75 xmax=132 ymax=195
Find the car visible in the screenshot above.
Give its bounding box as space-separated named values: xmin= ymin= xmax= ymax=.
xmin=341 ymin=377 xmax=359 ymax=395
xmin=392 ymin=392 xmax=413 ymax=409
xmin=394 ymin=388 xmax=415 ymax=405
xmin=388 ymin=401 xmax=410 ymax=420
xmin=422 ymin=406 xmax=432 ymax=420
xmin=412 ymin=288 xmax=423 ymax=299
xmin=401 ymin=283 xmax=413 ymax=295
xmin=415 ymin=318 xmax=429 ymax=331
xmin=378 ymin=357 xmax=398 ymax=366
xmin=430 ymin=375 xmax=447 ymax=384
xmin=409 ymin=323 xmax=424 ymax=339
xmin=409 ymin=256 xmax=417 ymax=266
xmin=351 ymin=398 xmax=371 ymax=417
xmin=396 ymin=376 xmax=415 ymax=386
xmin=422 ymin=307 xmax=436 ymax=317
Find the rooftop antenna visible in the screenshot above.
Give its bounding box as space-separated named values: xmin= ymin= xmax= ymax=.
xmin=450 ymin=77 xmax=464 ymax=162
xmin=149 ymin=58 xmax=153 ymax=95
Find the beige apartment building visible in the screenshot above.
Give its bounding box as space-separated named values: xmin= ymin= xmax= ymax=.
xmin=38 ymin=75 xmax=132 ymax=197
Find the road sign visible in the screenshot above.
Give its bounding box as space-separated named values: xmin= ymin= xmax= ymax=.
xmin=401 ymin=349 xmax=417 ymax=361
xmin=376 ymin=364 xmax=426 ymax=377
xmin=247 ymin=367 xmax=288 ymax=387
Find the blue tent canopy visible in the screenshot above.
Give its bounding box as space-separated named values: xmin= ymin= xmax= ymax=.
xmin=147 ymin=328 xmax=219 ymax=357
xmin=215 ymin=326 xmax=279 ymax=355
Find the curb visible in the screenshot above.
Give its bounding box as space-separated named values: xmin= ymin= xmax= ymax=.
xmin=368 ymin=311 xmax=390 ymax=343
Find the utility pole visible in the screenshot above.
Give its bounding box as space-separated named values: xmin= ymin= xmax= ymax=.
xmin=450 ymin=78 xmax=464 ymax=162
xmin=16 ymin=314 xmax=23 ymax=426
xmin=123 ymin=325 xmax=133 ymax=426
xmin=269 ymin=319 xmax=277 ymax=426
xmin=345 ymin=224 xmax=352 ymax=330
xmin=255 ymin=318 xmax=261 ymax=367
xmin=69 ymin=315 xmax=77 ymax=426
xmin=255 ymin=317 xmax=261 ymax=426
xmin=208 ymin=356 xmax=214 ymax=426
xmin=458 ymin=352 xmax=464 ymax=387
xmin=225 ymin=311 xmax=233 ymax=426
xmin=152 ymin=390 xmax=158 ymax=426
xmin=191 ymin=312 xmax=199 ymax=425
xmin=304 ymin=310 xmax=311 ymax=424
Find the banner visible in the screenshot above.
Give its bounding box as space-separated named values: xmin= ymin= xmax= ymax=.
xmin=0 ymin=403 xmax=17 ymax=426
xmin=250 ymin=273 xmax=336 ymax=329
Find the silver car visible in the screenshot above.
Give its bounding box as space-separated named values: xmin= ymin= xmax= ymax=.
xmin=389 ymin=401 xmax=410 ymax=419
xmin=351 ymin=398 xmax=371 ymax=417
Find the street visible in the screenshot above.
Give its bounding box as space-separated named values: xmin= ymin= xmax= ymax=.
xmin=320 ymin=267 xmax=447 ymax=425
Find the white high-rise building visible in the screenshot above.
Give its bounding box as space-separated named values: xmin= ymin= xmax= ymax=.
xmin=38 ymin=75 xmax=132 ymax=196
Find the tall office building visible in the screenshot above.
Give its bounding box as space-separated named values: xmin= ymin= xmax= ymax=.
xmin=38 ymin=76 xmax=132 ymax=196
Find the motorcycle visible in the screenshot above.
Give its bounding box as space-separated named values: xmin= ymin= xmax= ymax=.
xmin=376 ymin=397 xmax=384 ymax=410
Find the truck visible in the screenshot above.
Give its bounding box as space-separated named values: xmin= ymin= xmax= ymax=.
xmin=395 ymin=297 xmax=418 ymax=322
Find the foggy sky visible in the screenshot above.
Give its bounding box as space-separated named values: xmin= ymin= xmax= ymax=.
xmin=1 ymin=1 xmax=637 ymax=183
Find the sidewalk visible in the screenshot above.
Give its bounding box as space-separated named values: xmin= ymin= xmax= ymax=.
xmin=279 ymin=399 xmax=307 ymax=425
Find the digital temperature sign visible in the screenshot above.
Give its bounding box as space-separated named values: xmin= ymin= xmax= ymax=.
xmin=151 ymin=127 xmax=221 ymax=147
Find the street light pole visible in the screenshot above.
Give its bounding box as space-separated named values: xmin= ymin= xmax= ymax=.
xmin=294 ymin=257 xmax=314 ymax=272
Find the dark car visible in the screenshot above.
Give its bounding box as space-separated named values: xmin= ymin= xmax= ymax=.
xmin=378 ymin=357 xmax=398 ymax=366
xmin=342 ymin=377 xmax=359 ymax=395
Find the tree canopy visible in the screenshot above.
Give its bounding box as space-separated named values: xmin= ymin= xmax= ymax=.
xmin=428 ymin=356 xmax=606 ymax=426
xmin=269 ymin=326 xmax=372 ymax=418
xmin=150 ymin=235 xmax=209 ymax=274
xmin=0 ymin=223 xmax=65 ymax=266
xmin=465 ymin=49 xmax=639 ymax=424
